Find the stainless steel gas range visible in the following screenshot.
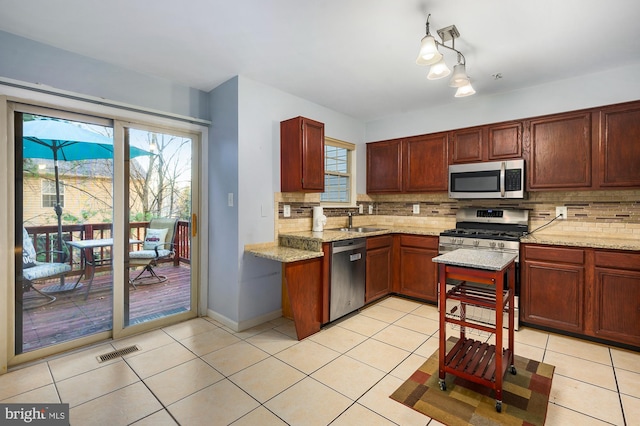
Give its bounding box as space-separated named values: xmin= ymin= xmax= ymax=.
xmin=438 ymin=207 xmax=529 ymax=331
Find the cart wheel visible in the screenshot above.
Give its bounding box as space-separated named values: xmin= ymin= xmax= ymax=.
xmin=495 ymin=401 xmax=502 ymax=413
xmin=510 ymin=365 xmax=517 ymax=375
xmin=439 ymin=380 xmax=447 ymax=391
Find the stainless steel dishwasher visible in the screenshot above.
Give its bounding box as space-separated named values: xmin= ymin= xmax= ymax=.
xmin=330 ymin=238 xmax=366 ymax=321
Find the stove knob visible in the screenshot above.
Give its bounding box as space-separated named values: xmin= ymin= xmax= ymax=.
xmin=489 ymin=241 xmax=497 ymax=248
xmin=498 ymin=242 xmax=505 ymax=248
xmin=473 ymin=240 xmax=480 ymax=246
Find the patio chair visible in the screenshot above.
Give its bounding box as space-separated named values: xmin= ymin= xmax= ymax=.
xmin=129 ymin=218 xmax=178 ymax=287
xmin=21 ymin=228 xmax=71 ymax=307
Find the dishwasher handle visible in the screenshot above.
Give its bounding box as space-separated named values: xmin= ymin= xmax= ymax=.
xmin=332 ymin=238 xmax=366 ymax=254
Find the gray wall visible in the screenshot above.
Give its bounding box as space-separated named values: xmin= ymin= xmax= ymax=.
xmin=365 ymin=63 xmax=640 ymax=142
xmin=208 ymin=77 xmax=240 ymax=322
xmin=0 ymin=31 xmax=209 ymax=120
xmin=231 ymin=76 xmax=364 ymax=327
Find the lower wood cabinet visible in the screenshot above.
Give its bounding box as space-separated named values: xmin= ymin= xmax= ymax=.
xmin=365 ymin=235 xmax=393 ymax=303
xmin=282 ymin=257 xmax=323 ymax=340
xmin=522 ymin=243 xmax=640 ymax=348
xmin=592 ymin=250 xmax=640 ymax=347
xmin=395 ymin=234 xmax=439 ymax=302
xmin=521 ymin=245 xmax=585 ymax=332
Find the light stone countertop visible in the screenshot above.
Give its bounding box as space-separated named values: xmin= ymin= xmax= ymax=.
xmin=246 ymin=225 xmax=639 ymax=264
xmin=245 ymin=244 xmax=324 ymax=263
xmin=432 ymin=248 xmax=517 ymax=271
xmin=520 ymin=233 xmax=640 ymax=251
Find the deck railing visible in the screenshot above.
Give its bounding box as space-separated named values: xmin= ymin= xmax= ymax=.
xmin=24 ymin=220 xmax=191 ymax=274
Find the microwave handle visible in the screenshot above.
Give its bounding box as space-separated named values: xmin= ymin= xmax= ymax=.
xmin=500 ymin=161 xmax=506 ymax=197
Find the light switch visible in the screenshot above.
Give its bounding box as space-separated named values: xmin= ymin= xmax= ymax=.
xmin=358 ymin=204 xmax=364 ymax=214
xmin=283 ymin=205 xmax=291 ymax=217
xmin=368 ymin=204 xmax=373 ymax=215
xmin=227 ymin=193 xmax=233 ymax=207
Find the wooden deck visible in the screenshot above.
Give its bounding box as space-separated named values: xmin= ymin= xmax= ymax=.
xmin=20 ymin=264 xmax=191 ymax=352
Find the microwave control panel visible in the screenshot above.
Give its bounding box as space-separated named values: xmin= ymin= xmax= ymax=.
xmin=505 ymin=169 xmax=522 ymax=190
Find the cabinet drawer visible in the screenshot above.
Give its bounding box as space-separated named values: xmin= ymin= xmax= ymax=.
xmin=400 ymin=234 xmax=438 ymax=249
xmin=523 ymin=245 xmax=585 ymax=264
xmin=595 ymin=250 xmax=640 ymax=271
xmin=367 ymin=235 xmax=393 ymax=250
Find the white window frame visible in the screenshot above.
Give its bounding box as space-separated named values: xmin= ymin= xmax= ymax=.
xmin=41 ymin=178 xmax=63 ymax=208
xmin=321 ymin=137 xmax=356 ymax=207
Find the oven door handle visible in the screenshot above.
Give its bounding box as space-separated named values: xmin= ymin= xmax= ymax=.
xmin=500 ymin=161 xmax=506 ymax=197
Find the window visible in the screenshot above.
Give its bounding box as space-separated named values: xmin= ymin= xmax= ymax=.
xmin=321 ymin=137 xmax=355 ymax=204
xmin=42 ymin=179 xmax=63 ymax=208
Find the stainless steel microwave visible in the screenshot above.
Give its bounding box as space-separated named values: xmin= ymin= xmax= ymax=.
xmin=448 ymin=159 xmax=525 ymax=199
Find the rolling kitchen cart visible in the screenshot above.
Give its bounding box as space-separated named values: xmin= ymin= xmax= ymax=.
xmin=432 ymin=248 xmax=517 ymax=413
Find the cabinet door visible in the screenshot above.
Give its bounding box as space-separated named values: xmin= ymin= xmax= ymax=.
xmin=596 ymin=102 xmax=640 ymax=188
xmin=280 ymin=116 xmax=324 ymax=192
xmin=449 ymin=127 xmax=483 ymax=164
xmin=397 ymin=235 xmax=438 ymax=302
xmin=301 ymin=117 xmax=325 ymax=191
xmin=527 ymin=111 xmax=592 ymax=190
xmin=593 ymin=268 xmax=640 ymax=346
xmin=521 ymin=245 xmax=585 ymax=332
xmin=283 ymin=257 xmax=323 ymax=340
xmin=488 ymin=122 xmax=522 ymax=160
xmin=591 ymin=250 xmax=640 ymax=346
xmin=403 ymin=133 xmax=448 ymax=192
xmin=366 ymin=139 xmax=402 ymax=193
xmin=365 ymin=236 xmax=393 ymax=303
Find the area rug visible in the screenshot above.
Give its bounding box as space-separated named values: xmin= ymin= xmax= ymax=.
xmin=390 ymin=341 xmax=555 ymax=426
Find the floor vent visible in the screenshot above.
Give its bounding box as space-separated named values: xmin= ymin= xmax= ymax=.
xmin=97 ymin=345 xmax=140 ymax=363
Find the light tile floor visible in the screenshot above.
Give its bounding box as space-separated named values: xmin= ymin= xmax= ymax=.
xmin=1 ymin=296 xmax=638 ymax=425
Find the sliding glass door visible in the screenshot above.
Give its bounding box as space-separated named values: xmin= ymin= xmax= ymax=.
xmin=15 ymin=108 xmax=115 ymax=353
xmin=12 ymin=103 xmax=198 ymax=359
xmin=124 ymin=126 xmax=194 ymax=326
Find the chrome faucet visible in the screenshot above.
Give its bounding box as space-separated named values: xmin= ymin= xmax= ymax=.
xmin=348 ymin=212 xmax=353 ymax=228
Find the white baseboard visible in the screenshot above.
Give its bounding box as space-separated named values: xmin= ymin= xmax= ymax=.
xmin=207 ymin=308 xmax=282 ymax=332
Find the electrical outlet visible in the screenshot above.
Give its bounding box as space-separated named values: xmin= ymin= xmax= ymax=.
xmin=556 ymin=206 xmax=567 ymax=219
xmin=413 ymin=204 xmax=420 ymax=214
xmin=358 ymin=204 xmax=364 ymax=214
xmin=283 ymin=205 xmax=291 ymax=217
xmin=368 ymin=204 xmax=373 ymax=215
xmin=227 ymin=193 xmax=234 ymax=207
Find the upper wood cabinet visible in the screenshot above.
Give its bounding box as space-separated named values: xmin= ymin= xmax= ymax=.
xmin=366 ymin=139 xmax=403 ymax=193
xmin=280 ymin=116 xmax=324 ymax=192
xmin=449 ymin=127 xmax=483 ymax=164
xmin=526 ymin=111 xmax=593 ymax=190
xmin=488 ymin=122 xmax=523 ymax=160
xmin=595 ymin=103 xmax=640 ymax=188
xmin=366 ymin=134 xmax=448 ymax=194
xmin=403 ymin=133 xmax=448 ymax=192
xmin=450 ymin=122 xmax=522 ymax=164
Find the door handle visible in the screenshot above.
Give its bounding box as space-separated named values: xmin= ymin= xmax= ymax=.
xmin=192 ymin=213 xmax=197 ymax=237
xmin=500 ymin=161 xmax=506 ymax=197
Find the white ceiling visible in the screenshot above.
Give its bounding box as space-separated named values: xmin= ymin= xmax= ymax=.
xmin=1 ymin=0 xmax=639 ymax=121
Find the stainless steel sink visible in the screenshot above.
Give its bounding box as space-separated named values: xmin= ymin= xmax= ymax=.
xmin=328 ymin=227 xmax=386 ymax=233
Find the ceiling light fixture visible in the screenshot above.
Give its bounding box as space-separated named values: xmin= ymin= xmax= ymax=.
xmin=416 ymin=14 xmax=475 ymax=97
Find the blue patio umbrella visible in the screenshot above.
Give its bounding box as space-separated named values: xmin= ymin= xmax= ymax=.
xmin=22 ymin=119 xmax=153 ymax=259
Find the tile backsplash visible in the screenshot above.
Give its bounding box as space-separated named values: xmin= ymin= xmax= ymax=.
xmin=275 ymin=190 xmax=640 ymax=237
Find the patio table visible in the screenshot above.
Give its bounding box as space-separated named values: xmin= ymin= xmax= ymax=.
xmin=42 ymin=238 xmax=141 ymax=299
